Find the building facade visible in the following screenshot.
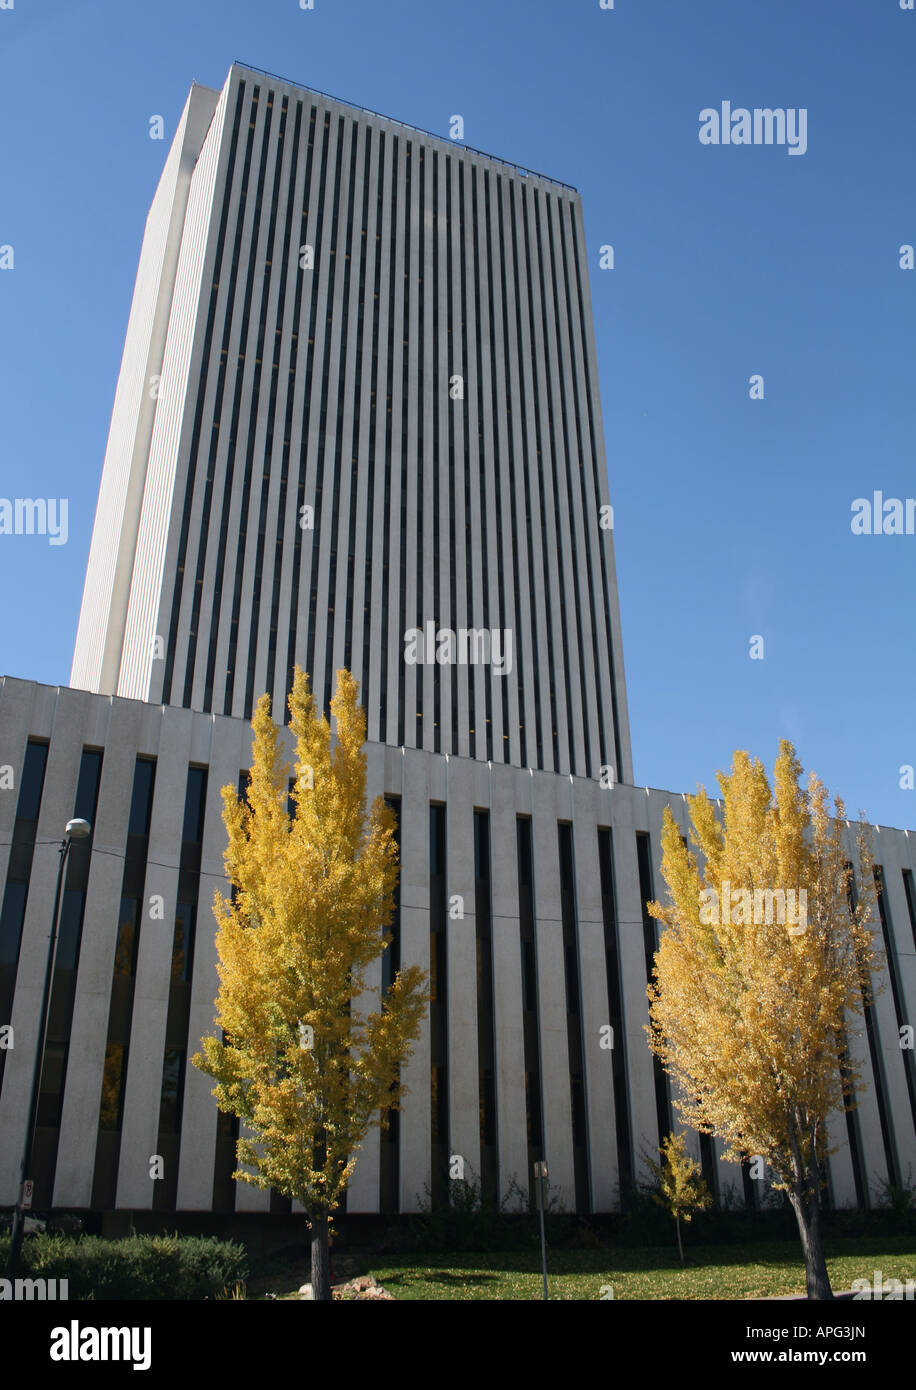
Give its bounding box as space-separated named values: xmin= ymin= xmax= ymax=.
xmin=1 ymin=64 xmax=914 ymax=1222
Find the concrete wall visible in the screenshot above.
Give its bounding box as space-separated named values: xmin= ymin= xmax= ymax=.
xmin=70 ymin=84 xmax=220 ymax=697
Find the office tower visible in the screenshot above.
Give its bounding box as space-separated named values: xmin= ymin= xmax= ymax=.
xmin=70 ymin=63 xmax=632 ymax=786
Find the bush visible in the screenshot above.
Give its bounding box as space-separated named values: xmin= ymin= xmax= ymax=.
xmin=0 ymin=1231 xmax=248 ymax=1300
xmin=400 ymin=1168 xmax=577 ymax=1254
xmin=616 ymin=1177 xmax=677 ymax=1246
xmin=870 ymin=1170 xmax=916 ymax=1235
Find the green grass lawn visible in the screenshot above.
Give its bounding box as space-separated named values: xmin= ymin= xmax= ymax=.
xmin=361 ymin=1236 xmax=916 ymax=1300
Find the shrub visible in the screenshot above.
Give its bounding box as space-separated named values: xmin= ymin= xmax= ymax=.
xmin=0 ymin=1231 xmax=248 ymax=1300
xmin=871 ymin=1170 xmax=916 ymax=1235
xmin=403 ymin=1168 xmax=574 ymax=1253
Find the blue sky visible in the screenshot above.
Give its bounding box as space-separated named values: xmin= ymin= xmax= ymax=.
xmin=1 ymin=0 xmax=914 ymax=828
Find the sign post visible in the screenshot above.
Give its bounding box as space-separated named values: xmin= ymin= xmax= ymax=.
xmin=533 ymin=1160 xmax=549 ymax=1301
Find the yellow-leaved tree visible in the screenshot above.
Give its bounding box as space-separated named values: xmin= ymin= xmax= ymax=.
xmin=646 ymin=740 xmax=884 ymax=1300
xmin=646 ymin=1131 xmax=712 ymax=1266
xmin=193 ymin=667 xmax=428 ymax=1300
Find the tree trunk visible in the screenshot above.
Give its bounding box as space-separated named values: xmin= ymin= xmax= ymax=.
xmin=310 ymin=1213 xmax=332 ymax=1301
xmin=676 ymin=1215 xmax=684 ymax=1266
xmin=789 ymin=1172 xmax=832 ymax=1299
xmin=309 ymin=1103 xmax=332 ymax=1301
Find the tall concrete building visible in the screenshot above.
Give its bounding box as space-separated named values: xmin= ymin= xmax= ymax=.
xmin=1 ymin=64 xmax=914 ymax=1226
xmin=70 ymin=63 xmax=631 ymax=786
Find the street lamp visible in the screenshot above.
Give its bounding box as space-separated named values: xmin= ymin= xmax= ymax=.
xmin=5 ymin=818 xmax=91 ymax=1279
xmin=533 ymin=1159 xmax=549 ymax=1301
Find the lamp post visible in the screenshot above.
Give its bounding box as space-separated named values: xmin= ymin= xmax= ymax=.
xmin=5 ymin=818 xmax=91 ymax=1279
xmin=533 ymin=1159 xmax=549 ymax=1301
